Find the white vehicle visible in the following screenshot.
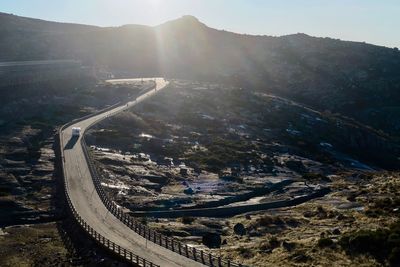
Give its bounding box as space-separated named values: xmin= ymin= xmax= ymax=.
xmin=72 ymin=127 xmax=81 ymax=137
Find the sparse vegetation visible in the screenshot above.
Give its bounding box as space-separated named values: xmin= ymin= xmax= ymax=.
xmin=87 ymin=81 xmax=400 ymax=266
xmin=0 ymin=223 xmax=68 ymax=267
xmin=339 ymin=221 xmax=400 ymax=266
xmin=237 ymin=246 xmax=254 ymax=259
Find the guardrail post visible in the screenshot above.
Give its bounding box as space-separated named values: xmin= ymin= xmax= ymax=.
xmin=178 ymin=242 xmax=182 ymax=255
xmin=185 ymin=245 xmax=189 ymax=257
xmin=218 ymin=256 xmax=222 ymax=267
xmin=228 ymin=260 xmax=231 ymax=267
xmin=171 ymin=239 xmax=175 ymax=252
xmin=201 ymin=250 xmax=204 ymax=263
xmin=193 ymin=247 xmax=197 ymax=261
xmin=166 ymin=237 xmax=169 ymax=249
xmin=209 ymin=253 xmax=213 ymax=266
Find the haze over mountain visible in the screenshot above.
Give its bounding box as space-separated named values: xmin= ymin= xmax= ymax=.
xmin=1 ymin=12 xmax=400 ymax=137
xmin=2 ymin=10 xmax=400 ymax=267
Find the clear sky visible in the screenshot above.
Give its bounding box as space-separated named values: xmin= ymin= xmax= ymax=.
xmin=1 ymin=0 xmax=399 ymax=48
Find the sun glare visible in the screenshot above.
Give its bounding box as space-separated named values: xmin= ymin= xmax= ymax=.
xmin=148 ymin=0 xmax=161 ymax=8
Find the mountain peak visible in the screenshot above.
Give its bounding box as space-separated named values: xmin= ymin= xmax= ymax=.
xmin=180 ymin=15 xmax=200 ymax=22
xmin=156 ymin=15 xmax=206 ymax=29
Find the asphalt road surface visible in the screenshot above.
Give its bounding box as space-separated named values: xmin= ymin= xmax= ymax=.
xmin=61 ymin=78 xmax=205 ymax=267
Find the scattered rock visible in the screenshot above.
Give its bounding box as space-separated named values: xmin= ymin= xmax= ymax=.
xmin=233 ymin=223 xmax=246 ymax=236
xmin=290 ymin=251 xmax=311 ymax=263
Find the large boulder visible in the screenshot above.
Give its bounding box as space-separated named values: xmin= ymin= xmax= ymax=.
xmin=202 ymin=233 xmax=221 ymax=248
xmin=233 ymin=223 xmax=246 ymax=236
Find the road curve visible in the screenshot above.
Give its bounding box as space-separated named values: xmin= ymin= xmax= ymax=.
xmin=61 ymin=78 xmax=205 ymax=267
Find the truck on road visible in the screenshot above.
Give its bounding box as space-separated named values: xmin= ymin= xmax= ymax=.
xmin=72 ymin=127 xmax=81 ymax=137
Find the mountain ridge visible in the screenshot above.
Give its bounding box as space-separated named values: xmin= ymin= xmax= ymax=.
xmin=1 ymin=12 xmax=400 ymax=138
xmin=2 ymin=12 xmax=393 ymax=47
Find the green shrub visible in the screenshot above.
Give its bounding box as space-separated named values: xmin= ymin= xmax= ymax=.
xmin=339 ymin=221 xmax=400 ymax=265
xmin=340 ymin=229 xmax=389 ymax=262
xmin=317 ymin=237 xmax=334 ymax=248
xmin=257 ymin=215 xmax=284 ymax=227
xmin=237 ymin=246 xmax=253 ymax=258
xmin=269 ymin=236 xmax=280 ymax=249
xmin=180 ymin=217 xmax=195 ymax=225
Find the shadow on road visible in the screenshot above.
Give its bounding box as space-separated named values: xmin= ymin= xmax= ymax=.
xmin=64 ymin=136 xmax=79 ymax=150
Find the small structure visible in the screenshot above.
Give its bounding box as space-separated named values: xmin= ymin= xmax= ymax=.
xmin=72 ymin=127 xmax=81 ymax=137
xmin=163 ymin=157 xmax=174 ymax=166
xmin=179 ymin=162 xmax=188 ymax=176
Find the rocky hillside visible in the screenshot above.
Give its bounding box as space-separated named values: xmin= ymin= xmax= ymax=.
xmin=1 ymin=12 xmax=400 ymax=137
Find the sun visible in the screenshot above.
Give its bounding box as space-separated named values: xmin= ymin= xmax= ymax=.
xmin=148 ymin=0 xmax=162 ymax=7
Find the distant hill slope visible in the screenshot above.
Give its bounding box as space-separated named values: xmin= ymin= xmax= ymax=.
xmin=1 ymin=12 xmax=400 ymax=137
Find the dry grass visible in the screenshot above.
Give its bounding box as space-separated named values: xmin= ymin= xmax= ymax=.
xmin=0 ymin=223 xmax=68 ymax=267
xmin=148 ymin=172 xmax=400 ymax=266
xmin=214 ymin=172 xmax=400 ymax=266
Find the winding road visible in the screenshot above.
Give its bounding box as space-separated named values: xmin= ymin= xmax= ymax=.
xmin=61 ymin=78 xmax=204 ymax=267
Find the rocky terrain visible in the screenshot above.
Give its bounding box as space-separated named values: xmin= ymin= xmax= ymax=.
xmin=0 ymin=71 xmax=147 ymax=265
xmin=87 ymin=80 xmax=400 ymax=266
xmin=0 ymin=12 xmax=399 ymax=266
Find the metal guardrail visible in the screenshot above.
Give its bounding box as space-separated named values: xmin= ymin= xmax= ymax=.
xmin=60 ymin=80 xmax=245 ymax=267
xmin=59 ymin=82 xmax=160 ymax=267
xmin=61 ymin=170 xmax=158 ymax=267
xmin=80 ymin=84 xmax=244 ymax=267
xmin=82 ymin=138 xmax=242 ymax=267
